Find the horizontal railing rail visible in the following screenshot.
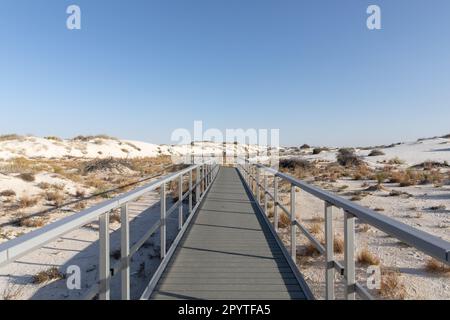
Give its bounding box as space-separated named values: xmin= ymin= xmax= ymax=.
xmin=236 ymin=158 xmax=450 ymax=300
xmin=0 ymin=160 xmax=220 ymax=300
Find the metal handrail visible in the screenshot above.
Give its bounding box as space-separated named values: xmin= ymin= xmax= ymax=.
xmin=237 ymin=158 xmax=450 ymax=300
xmin=0 ymin=160 xmax=220 ymax=300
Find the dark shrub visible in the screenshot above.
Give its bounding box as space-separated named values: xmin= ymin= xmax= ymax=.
xmin=368 ymin=149 xmax=385 ymax=157
xmin=279 ymin=159 xmax=312 ymax=171
xmin=337 ymin=148 xmax=362 ymax=167
xmin=300 ymin=144 xmax=310 ymax=149
xmin=19 ymin=173 xmax=35 ymax=182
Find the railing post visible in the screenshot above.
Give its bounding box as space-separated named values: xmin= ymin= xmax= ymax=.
xmin=178 ymin=174 xmax=183 ymax=230
xmin=196 ymin=166 xmax=200 ymax=203
xmin=273 ymin=176 xmax=278 ymax=232
xmin=120 ymin=203 xmax=130 ymax=300
xmin=344 ymin=210 xmax=356 ymax=300
xmin=189 ymin=169 xmax=193 ymax=214
xmin=99 ymin=211 xmax=110 ymax=300
xmin=290 ymin=184 xmax=297 ymax=261
xmin=263 ymin=173 xmax=268 ymax=214
xmin=160 ymin=183 xmax=166 ymax=259
xmin=325 ymin=202 xmax=335 ymax=300
xmin=256 ymin=167 xmax=260 ymax=204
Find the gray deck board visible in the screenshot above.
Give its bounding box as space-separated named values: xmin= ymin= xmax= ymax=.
xmin=149 ymin=167 xmax=307 ymax=300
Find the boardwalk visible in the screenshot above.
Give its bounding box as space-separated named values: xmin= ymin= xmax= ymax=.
xmin=150 ymin=167 xmax=309 ymax=300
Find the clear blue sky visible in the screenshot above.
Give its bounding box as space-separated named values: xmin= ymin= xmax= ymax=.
xmin=1 ymin=0 xmax=449 ymax=147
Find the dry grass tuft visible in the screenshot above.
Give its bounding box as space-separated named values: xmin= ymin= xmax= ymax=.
xmin=44 ymin=191 xmax=65 ymax=207
xmin=16 ymin=212 xmax=48 ymax=228
xmin=303 ymin=243 xmax=321 ymax=257
xmin=32 ymin=267 xmax=63 ymax=284
xmin=18 ymin=196 xmax=39 ymax=208
xmin=309 ymin=223 xmax=322 ymax=235
xmin=278 ymin=213 xmax=291 ymax=228
xmin=379 ymin=268 xmax=406 ymax=300
xmin=357 ymin=248 xmax=380 ymax=265
xmin=425 ymin=258 xmax=450 ymax=275
xmin=1 ymin=282 xmax=23 ymax=300
xmin=333 ymin=235 xmax=344 ymax=253
xmin=0 ymin=189 xmax=16 ymax=197
xmin=110 ymin=211 xmax=121 ymax=224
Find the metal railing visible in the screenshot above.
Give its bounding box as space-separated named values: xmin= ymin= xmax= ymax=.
xmin=0 ymin=160 xmax=219 ymax=300
xmin=237 ymin=158 xmax=450 ymax=300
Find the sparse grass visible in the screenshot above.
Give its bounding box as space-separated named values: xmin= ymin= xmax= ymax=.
xmin=357 ymin=248 xmax=380 ymax=265
xmin=32 ymin=267 xmax=63 ymax=284
xmin=44 ymin=191 xmax=65 ymax=207
xmin=309 ymin=223 xmax=322 ymax=235
xmin=73 ymin=201 xmax=86 ymax=211
xmin=425 ymin=258 xmax=450 ymax=275
xmin=379 ymin=268 xmax=406 ymax=300
xmin=18 ymin=196 xmax=39 ymax=208
xmin=278 ymin=213 xmax=290 ymax=228
xmin=1 ymin=282 xmax=23 ymax=300
xmin=18 ymin=172 xmax=35 ymax=182
xmin=334 ymin=235 xmax=344 ymax=254
xmin=0 ymin=189 xmax=16 ymax=197
xmin=16 ymin=212 xmax=48 ymax=228
xmin=37 ymin=182 xmax=51 ymax=190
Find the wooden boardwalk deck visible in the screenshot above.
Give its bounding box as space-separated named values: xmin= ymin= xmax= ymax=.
xmin=150 ymin=167 xmax=309 ymax=300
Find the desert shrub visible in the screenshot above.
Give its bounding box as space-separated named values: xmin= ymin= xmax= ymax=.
xmin=368 ymin=149 xmax=385 ymax=156
xmin=357 ymin=248 xmax=380 ymax=265
xmin=32 ymin=267 xmax=63 ymax=284
xmin=420 ymin=170 xmax=444 ymax=185
xmin=44 ymin=136 xmax=62 ymax=141
xmin=352 ymin=164 xmax=373 ymax=180
xmin=312 ymin=148 xmax=323 ymax=155
xmin=37 ymin=182 xmax=51 ymax=190
xmin=337 ymin=148 xmax=362 ymax=167
xmin=0 ymin=134 xmax=22 ymax=141
xmin=44 ymin=191 xmax=65 ymax=207
xmin=18 ymin=172 xmax=35 ymax=182
xmin=279 ymin=159 xmax=312 ymax=171
xmin=81 ymin=158 xmax=134 ymax=174
xmin=387 ymin=157 xmax=404 ymax=165
xmin=0 ymin=189 xmax=16 ymax=197
xmin=16 ymin=212 xmax=48 ymax=228
xmin=72 ymin=134 xmax=117 ymax=141
xmin=425 ymin=258 xmax=450 ymax=275
xmin=300 ymin=144 xmax=310 ymax=149
xmin=18 ymin=196 xmax=39 ymax=208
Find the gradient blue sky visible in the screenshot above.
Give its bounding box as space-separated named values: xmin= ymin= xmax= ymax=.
xmin=1 ymin=0 xmax=449 ymax=146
